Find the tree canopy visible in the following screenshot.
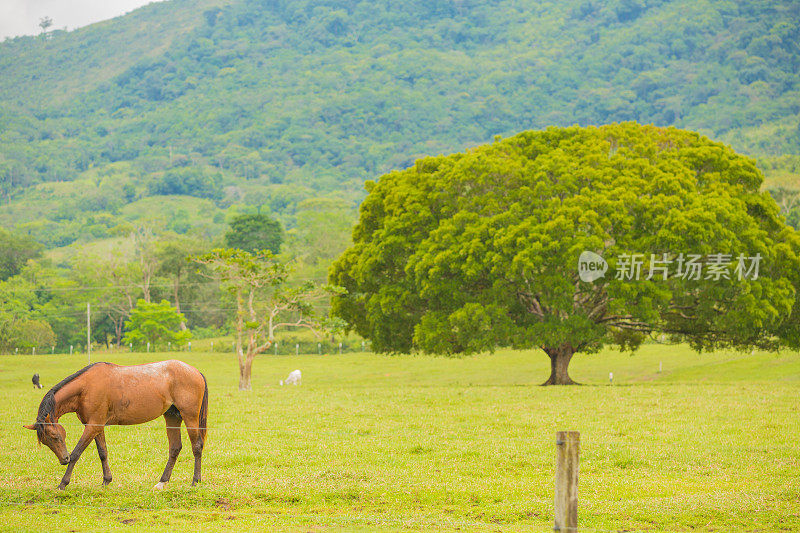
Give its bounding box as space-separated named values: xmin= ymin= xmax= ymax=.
xmin=122 ymin=299 xmax=192 ymax=349
xmin=224 ymin=213 xmax=284 ymax=254
xmin=0 ymin=228 xmax=42 ymax=281
xmin=330 ymin=123 xmax=800 ymax=384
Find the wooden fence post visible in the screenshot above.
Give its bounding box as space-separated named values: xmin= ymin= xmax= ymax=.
xmin=554 ymin=430 xmax=580 ymax=531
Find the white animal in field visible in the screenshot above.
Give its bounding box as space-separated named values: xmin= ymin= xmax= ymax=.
xmin=280 ymin=369 xmax=302 ymax=386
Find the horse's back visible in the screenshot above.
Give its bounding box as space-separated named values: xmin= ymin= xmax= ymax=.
xmin=95 ymin=360 xmax=205 ymax=425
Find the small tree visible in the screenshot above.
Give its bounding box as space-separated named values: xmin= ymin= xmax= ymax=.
xmin=225 ymin=214 xmax=283 ymax=254
xmin=155 ymin=236 xmax=209 ymax=330
xmin=0 ymin=273 xmax=41 ymax=352
xmin=193 ymin=248 xmax=341 ymax=390
xmin=9 ymin=319 xmax=55 ymax=351
xmin=131 ymin=225 xmax=159 ymax=303
xmin=0 ymin=228 xmax=43 ymax=281
xmin=38 ymin=17 xmax=53 ymax=34
xmin=122 ymin=299 xmax=191 ymax=350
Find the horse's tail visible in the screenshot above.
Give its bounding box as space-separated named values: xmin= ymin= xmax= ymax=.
xmin=199 ymin=372 xmax=209 ymax=444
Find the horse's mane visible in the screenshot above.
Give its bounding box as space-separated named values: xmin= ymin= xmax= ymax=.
xmin=34 ymin=362 xmax=106 ymax=442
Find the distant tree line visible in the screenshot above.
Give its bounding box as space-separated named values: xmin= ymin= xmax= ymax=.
xmin=0 ymin=210 xmax=351 ymax=352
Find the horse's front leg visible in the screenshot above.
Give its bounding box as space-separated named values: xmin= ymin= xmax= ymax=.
xmin=95 ymin=429 xmax=112 ymax=486
xmin=58 ymin=425 xmax=100 ymax=490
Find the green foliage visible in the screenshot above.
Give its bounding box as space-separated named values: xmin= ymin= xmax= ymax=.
xmin=0 ymin=274 xmax=39 ymax=351
xmin=284 ymin=197 xmax=355 ymax=282
xmin=9 ymin=319 xmax=56 ymax=350
xmin=331 ymin=123 xmax=800 ymax=363
xmin=224 ymin=213 xmax=283 ymax=253
xmin=763 ymin=155 xmax=800 ymax=230
xmin=147 ymin=167 xmax=222 ymax=200
xmin=155 ymin=236 xmax=209 ymax=283
xmin=195 ymin=247 xmax=288 ymax=289
xmin=0 ymin=228 xmax=224 ymax=351
xmin=0 ymin=228 xmax=42 ymax=281
xmin=122 ymin=299 xmax=192 ymax=349
xmin=0 ymin=0 xmax=798 ymax=245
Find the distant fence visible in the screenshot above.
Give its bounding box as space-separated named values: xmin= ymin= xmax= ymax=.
xmin=0 ymin=339 xmax=371 ymax=357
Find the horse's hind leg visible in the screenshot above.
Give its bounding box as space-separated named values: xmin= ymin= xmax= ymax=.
xmin=95 ymin=430 xmax=112 ymax=485
xmin=154 ymin=407 xmax=182 ymax=490
xmin=183 ymin=413 xmax=204 ymax=486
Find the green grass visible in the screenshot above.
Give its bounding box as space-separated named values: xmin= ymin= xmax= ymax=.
xmin=0 ymin=345 xmax=798 ymax=532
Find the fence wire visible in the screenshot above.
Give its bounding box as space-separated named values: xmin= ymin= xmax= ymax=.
xmin=2 ymin=421 xmax=550 ymax=445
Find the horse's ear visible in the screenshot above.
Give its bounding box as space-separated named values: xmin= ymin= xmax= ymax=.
xmin=23 ymin=424 xmax=36 ymax=430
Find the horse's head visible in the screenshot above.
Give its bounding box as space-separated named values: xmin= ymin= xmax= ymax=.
xmin=24 ymin=414 xmax=69 ymax=465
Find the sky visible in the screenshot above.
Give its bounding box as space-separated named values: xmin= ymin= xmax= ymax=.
xmin=0 ymin=0 xmax=160 ymax=40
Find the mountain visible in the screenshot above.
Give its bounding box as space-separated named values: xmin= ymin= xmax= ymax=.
xmin=0 ymin=0 xmax=798 ymax=248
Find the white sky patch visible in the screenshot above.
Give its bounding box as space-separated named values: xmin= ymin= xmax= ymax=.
xmin=0 ymin=0 xmax=162 ymax=40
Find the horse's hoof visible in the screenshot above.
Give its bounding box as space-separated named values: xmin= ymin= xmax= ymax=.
xmin=57 ymin=483 xmax=67 ymax=490
xmin=102 ymin=478 xmax=112 ymax=486
xmin=153 ymin=481 xmax=167 ymax=490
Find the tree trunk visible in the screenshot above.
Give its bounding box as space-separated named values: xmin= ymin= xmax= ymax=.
xmin=114 ymin=317 xmax=124 ymax=347
xmin=542 ymin=344 xmax=578 ymax=385
xmin=239 ymin=339 xmax=260 ymax=391
xmin=239 ymin=356 xmax=252 ymax=391
xmin=142 ymin=278 xmax=152 ymax=303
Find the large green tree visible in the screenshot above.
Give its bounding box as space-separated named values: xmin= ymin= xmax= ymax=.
xmin=330 ymin=123 xmax=800 ymax=384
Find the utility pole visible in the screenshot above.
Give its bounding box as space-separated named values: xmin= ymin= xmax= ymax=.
xmin=87 ymin=302 xmax=91 ymax=363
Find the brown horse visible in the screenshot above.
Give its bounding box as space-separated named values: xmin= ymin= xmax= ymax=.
xmin=24 ymin=360 xmax=208 ymax=490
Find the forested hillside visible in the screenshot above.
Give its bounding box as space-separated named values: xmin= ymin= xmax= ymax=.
xmin=1 ymin=0 xmax=799 ymax=250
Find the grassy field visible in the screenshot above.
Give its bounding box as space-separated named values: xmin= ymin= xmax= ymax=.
xmin=0 ymin=345 xmax=798 ymax=532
